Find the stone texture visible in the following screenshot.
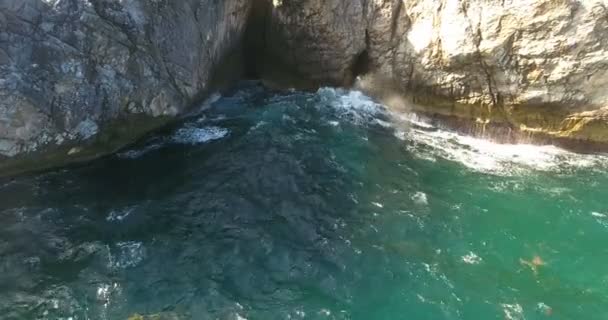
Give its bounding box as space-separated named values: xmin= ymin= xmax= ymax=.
xmin=261 ymin=0 xmax=608 ymax=144
xmin=376 ymin=0 xmax=608 ymax=143
xmin=3 ymin=0 xmax=608 ymax=175
xmin=259 ymin=0 xmax=367 ymax=87
xmin=0 ymin=0 xmax=251 ymax=172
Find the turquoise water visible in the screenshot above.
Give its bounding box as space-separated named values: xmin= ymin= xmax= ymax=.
xmin=1 ymin=82 xmax=608 ymax=320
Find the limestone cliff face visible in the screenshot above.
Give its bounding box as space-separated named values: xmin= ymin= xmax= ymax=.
xmin=264 ymin=0 xmax=608 ymax=145
xmin=2 ymin=0 xmax=608 ymax=174
xmin=0 ymin=0 xmax=251 ymax=172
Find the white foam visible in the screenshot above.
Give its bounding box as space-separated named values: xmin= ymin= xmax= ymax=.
xmin=317 ymin=88 xmax=607 ymax=175
xmin=319 ymin=309 xmax=331 ymax=316
xmin=412 ymin=192 xmax=428 ymax=205
xmin=172 ymin=126 xmax=229 ymax=145
xmin=117 ymin=143 xmax=163 ymax=159
xmin=317 ymin=87 xmax=387 ymax=125
xmin=106 ymin=206 xmax=136 ymax=222
xmin=461 ymin=252 xmax=482 ymax=264
xmin=96 ymin=284 xmax=111 ymax=303
xmin=118 ymin=124 xmax=229 ymax=159
xmin=96 ymin=282 xmax=120 ymax=307
xmin=373 ymin=118 xmax=393 ymax=128
xmin=250 ymin=120 xmax=268 ymax=131
xmin=536 ymin=302 xmax=552 ymax=315
xmin=395 ymin=113 xmax=434 ymax=129
xmin=398 ymin=120 xmax=607 ymax=175
xmin=371 ymin=202 xmax=384 ymax=208
xmin=108 ymin=241 xmax=146 ymax=269
xmin=501 ymin=303 xmax=524 ymax=320
xmin=592 ymin=212 xmax=608 ymax=228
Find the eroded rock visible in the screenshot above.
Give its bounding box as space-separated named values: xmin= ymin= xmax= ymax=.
xmin=377 ymin=0 xmax=608 ymax=144
xmin=260 ymin=0 xmax=368 ymax=87
xmin=261 ymin=0 xmax=608 ymax=145
xmin=0 ymin=0 xmax=252 ymax=174
xmin=3 ymin=0 xmax=608 ymax=175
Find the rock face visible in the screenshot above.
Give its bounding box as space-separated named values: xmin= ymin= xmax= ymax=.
xmin=3 ymin=0 xmax=608 ymax=174
xmin=258 ymin=0 xmax=367 ymax=87
xmin=262 ymin=0 xmax=608 ymax=146
xmin=0 ymin=0 xmax=251 ymax=173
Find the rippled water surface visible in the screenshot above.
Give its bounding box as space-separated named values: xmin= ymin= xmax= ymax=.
xmin=2 ymin=82 xmax=608 ymax=320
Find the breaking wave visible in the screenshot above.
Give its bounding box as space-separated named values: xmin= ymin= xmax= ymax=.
xmin=317 ymin=87 xmax=608 ymax=175
xmin=171 ymin=126 xmax=229 ymax=145
xmin=117 ymin=125 xmax=229 ymax=159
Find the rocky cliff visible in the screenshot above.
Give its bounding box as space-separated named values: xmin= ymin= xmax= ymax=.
xmin=0 ymin=0 xmax=251 ymax=174
xmin=262 ymin=0 xmax=608 ymax=148
xmin=2 ymin=0 xmax=608 ymax=175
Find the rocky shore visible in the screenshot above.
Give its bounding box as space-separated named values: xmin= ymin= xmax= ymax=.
xmin=2 ymin=0 xmax=608 ymax=175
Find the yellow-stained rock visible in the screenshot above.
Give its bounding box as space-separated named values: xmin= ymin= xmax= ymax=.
xmin=127 ymin=312 xmax=185 ymax=320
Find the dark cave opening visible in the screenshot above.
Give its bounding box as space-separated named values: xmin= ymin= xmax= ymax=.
xmin=349 ymin=29 xmax=372 ymax=85
xmin=351 ymin=48 xmax=371 ymax=81
xmin=243 ymin=0 xmax=272 ymax=79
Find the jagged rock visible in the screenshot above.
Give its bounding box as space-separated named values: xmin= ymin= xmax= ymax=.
xmin=262 ymin=0 xmax=608 ymax=145
xmin=3 ymin=0 xmax=608 ymax=175
xmin=373 ymin=0 xmax=608 ymax=144
xmin=0 ymin=0 xmax=251 ymax=174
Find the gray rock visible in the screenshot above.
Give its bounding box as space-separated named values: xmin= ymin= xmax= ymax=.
xmin=260 ymin=0 xmax=367 ymax=87
xmin=3 ymin=0 xmax=608 ymax=175
xmin=0 ymin=0 xmax=252 ymax=173
xmin=74 ymin=119 xmax=99 ymax=140
xmin=0 ymin=139 xmax=17 ymax=157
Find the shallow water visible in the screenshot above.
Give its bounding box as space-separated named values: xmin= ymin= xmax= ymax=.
xmin=1 ymin=82 xmax=608 ymax=320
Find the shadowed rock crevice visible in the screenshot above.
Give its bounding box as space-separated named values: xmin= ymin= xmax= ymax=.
xmin=351 ymin=48 xmax=372 ymax=82
xmin=254 ymin=0 xmax=368 ymax=88
xmin=243 ymin=0 xmax=272 ymax=79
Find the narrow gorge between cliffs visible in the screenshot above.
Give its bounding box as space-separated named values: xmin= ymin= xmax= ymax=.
xmin=2 ymin=1 xmax=608 ymax=319
xmin=3 ymin=0 xmax=608 ymax=175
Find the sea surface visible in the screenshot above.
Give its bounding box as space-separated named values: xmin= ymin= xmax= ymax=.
xmin=1 ymin=82 xmax=608 ymax=320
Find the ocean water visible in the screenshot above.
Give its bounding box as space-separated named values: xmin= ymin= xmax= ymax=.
xmin=1 ymin=82 xmax=608 ymax=320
